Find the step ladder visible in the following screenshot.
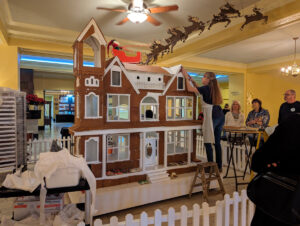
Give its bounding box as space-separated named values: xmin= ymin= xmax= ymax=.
xmin=189 ymin=162 xmax=225 ymax=201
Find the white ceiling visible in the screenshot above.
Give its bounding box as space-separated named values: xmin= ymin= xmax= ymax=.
xmin=199 ymin=21 xmax=300 ymax=63
xmin=7 ymin=0 xmax=259 ymax=43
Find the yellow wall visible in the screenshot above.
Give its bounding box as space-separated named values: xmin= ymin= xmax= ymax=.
xmin=0 ymin=46 xmax=19 ymax=90
xmin=245 ymin=71 xmax=300 ymax=126
xmin=228 ymin=74 xmax=245 ymax=113
xmin=34 ymin=77 xmax=74 ymax=91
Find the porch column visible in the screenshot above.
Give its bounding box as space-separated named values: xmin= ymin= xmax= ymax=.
xmin=102 ymin=134 xmax=106 ymax=178
xmin=139 ymin=133 xmax=143 ymax=169
xmin=164 ymin=131 xmax=168 ymax=168
xmin=188 ymin=130 xmax=192 ymax=165
xmin=142 ymin=132 xmax=146 ymax=171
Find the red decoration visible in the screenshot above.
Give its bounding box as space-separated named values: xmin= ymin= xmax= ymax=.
xmin=26 ymin=94 xmax=45 ymax=105
xmin=112 ymin=49 xmax=141 ymax=63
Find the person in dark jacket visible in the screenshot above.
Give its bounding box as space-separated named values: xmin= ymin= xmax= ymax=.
xmin=278 ymin=89 xmax=300 ymax=124
xmin=250 ymin=113 xmax=300 ymax=226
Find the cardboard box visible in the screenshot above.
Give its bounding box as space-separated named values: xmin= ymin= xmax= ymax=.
xmin=13 ymin=194 xmax=64 ymax=221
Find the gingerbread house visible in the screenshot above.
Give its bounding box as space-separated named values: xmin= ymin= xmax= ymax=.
xmin=69 ymin=19 xmax=202 ymax=188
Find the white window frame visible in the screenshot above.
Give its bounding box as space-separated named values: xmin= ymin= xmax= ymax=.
xmin=110 ymin=65 xmax=122 ymax=87
xmin=106 ymin=134 xmax=130 ymax=163
xmin=166 ymin=96 xmax=193 ymax=121
xmin=140 ymin=96 xmax=159 ymax=122
xmin=167 ymin=130 xmax=188 ymax=155
xmin=177 ymin=75 xmax=185 ymax=90
xmin=76 ymin=94 xmax=80 ymax=118
xmin=85 ymin=76 xmax=99 ymax=87
xmin=85 ymin=137 xmax=100 ymax=164
xmin=85 ymin=92 xmax=100 ymax=119
xmin=107 ymin=94 xmax=130 ymax=122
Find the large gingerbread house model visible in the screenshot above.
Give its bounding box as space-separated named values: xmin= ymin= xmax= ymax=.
xmin=69 ymin=19 xmax=201 ymax=188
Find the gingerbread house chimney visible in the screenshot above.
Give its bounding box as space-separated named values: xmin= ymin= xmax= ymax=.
xmin=72 ymin=18 xmax=107 ymax=130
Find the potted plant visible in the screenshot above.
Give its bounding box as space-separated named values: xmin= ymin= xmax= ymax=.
xmin=26 ymin=94 xmax=45 ymax=119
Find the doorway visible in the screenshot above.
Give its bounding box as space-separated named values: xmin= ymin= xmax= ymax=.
xmin=144 ymin=132 xmax=159 ymax=167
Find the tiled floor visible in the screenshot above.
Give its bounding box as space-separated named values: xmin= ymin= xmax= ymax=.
xmin=38 ymin=121 xmax=73 ymax=139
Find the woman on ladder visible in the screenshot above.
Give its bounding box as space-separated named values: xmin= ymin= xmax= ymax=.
xmin=194 ymin=72 xmax=224 ymax=172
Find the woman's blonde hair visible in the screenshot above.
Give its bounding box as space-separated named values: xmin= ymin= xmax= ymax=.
xmin=204 ymin=72 xmax=223 ymax=105
xmin=231 ymin=100 xmax=241 ymax=113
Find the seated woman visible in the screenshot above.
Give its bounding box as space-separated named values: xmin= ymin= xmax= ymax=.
xmin=246 ymin=98 xmax=270 ymax=147
xmin=246 ymin=98 xmax=270 ymax=129
xmin=224 ymin=100 xmax=245 ymax=127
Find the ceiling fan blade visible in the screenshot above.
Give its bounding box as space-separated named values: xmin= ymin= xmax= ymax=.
xmin=96 ymin=7 xmax=127 ymax=13
xmin=116 ymin=17 xmax=129 ymax=25
xmin=147 ymin=16 xmax=161 ymax=26
xmin=148 ymin=5 xmax=178 ymax=14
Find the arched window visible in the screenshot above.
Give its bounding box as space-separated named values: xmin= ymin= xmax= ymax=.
xmin=85 ymin=92 xmax=99 ymax=118
xmin=85 ymin=137 xmax=99 ymax=163
xmin=140 ymin=96 xmax=159 ymax=121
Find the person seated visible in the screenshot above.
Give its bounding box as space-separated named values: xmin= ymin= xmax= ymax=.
xmin=224 ymin=100 xmax=245 ymax=127
xmin=278 ymin=89 xmax=300 ymax=124
xmin=246 ymin=98 xmax=270 ymax=129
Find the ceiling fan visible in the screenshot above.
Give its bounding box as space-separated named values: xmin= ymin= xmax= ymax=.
xmin=96 ymin=0 xmax=179 ymax=26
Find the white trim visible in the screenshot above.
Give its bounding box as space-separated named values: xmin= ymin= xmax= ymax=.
xmin=104 ymin=57 xmax=140 ymax=94
xmin=142 ymin=132 xmax=146 ymax=171
xmin=85 ymin=76 xmax=99 ymax=87
xmin=164 ymin=131 xmax=168 ymax=168
xmin=106 ymin=134 xmax=130 ymax=163
xmin=106 ymin=93 xmax=130 ymax=121
xmin=188 ymin=130 xmax=192 ymax=164
xmin=76 ymin=94 xmax=80 ymax=118
xmin=84 ymin=137 xmax=99 ymax=164
xmin=77 ymin=18 xmax=106 ymax=45
xmin=162 ymin=65 xmax=182 ymax=96
xmin=85 ymin=92 xmax=101 ymax=119
xmin=166 ymin=96 xmax=193 ymax=121
xmin=74 ymin=125 xmax=201 ymax=136
xmin=177 ymin=73 xmax=185 ymax=91
xmin=102 ymin=134 xmax=106 ymax=179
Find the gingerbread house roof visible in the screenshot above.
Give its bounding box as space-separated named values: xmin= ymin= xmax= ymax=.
xmin=104 ymin=56 xmax=140 ymax=94
xmin=76 ymin=18 xmax=107 ymax=45
xmin=123 ymin=63 xmax=171 ymax=75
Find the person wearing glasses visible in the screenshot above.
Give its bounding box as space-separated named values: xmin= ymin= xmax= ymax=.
xmin=278 ymin=89 xmax=300 ymax=124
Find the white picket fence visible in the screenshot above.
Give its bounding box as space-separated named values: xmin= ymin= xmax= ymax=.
xmin=196 ymin=134 xmax=251 ymax=173
xmin=27 ymin=137 xmax=72 ymax=163
xmin=79 ymin=190 xmax=254 ymax=226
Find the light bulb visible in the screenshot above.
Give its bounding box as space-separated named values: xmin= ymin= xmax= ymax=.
xmin=285 ymin=69 xmax=289 ymax=73
xmin=281 ymin=67 xmax=285 ymax=72
xmin=127 ymin=12 xmax=148 ymax=23
xmin=288 ymin=66 xmax=292 ymax=70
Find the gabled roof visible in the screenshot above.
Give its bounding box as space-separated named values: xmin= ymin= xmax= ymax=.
xmin=123 ymin=63 xmax=171 ymax=75
xmin=104 ymin=56 xmax=140 ymax=94
xmin=76 ymin=18 xmax=107 ymax=45
xmin=162 ymin=65 xmax=199 ymax=96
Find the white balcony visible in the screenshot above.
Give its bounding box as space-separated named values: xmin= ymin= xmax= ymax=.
xmin=136 ymin=82 xmax=165 ymax=90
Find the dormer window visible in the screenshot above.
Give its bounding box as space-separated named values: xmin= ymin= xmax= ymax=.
xmin=111 ymin=69 xmax=121 ymax=87
xmin=177 ymin=76 xmax=185 ymax=90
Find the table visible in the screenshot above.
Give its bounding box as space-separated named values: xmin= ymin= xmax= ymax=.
xmin=223 ymin=127 xmax=263 ymax=191
xmin=0 ymin=179 xmax=91 ymax=225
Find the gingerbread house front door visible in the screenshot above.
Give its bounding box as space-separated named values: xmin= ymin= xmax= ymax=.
xmin=144 ymin=132 xmax=158 ymax=167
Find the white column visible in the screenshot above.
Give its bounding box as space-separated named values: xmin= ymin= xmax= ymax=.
xmin=164 ymin=131 xmax=168 ymax=168
xmin=188 ymin=130 xmax=192 ymax=165
xmin=139 ymin=133 xmax=143 ymax=169
xmin=142 ymin=132 xmax=146 ymax=171
xmin=102 ymin=134 xmax=106 ymax=179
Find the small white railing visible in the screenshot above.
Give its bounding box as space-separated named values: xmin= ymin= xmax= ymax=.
xmin=80 ymin=190 xmax=254 ymax=226
xmin=27 ymin=137 xmax=72 ymax=163
xmin=136 ymin=82 xmax=165 ymax=90
xmin=196 ymin=134 xmax=251 ymax=172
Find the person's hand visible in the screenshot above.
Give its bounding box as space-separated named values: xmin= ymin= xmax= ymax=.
xmin=247 ymin=120 xmax=255 ymax=125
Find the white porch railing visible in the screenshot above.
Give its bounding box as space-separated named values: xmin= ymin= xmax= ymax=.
xmin=78 ymin=189 xmax=254 ymax=226
xmin=196 ymin=134 xmax=251 ymax=172
xmin=136 ymin=82 xmax=165 ymax=90
xmin=27 ymin=137 xmax=72 ymax=163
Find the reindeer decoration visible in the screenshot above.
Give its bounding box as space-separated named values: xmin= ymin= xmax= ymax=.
xmin=183 ymin=16 xmax=206 ymax=42
xmin=240 ymin=7 xmax=268 ymax=30
xmin=165 ymin=28 xmax=185 ymax=53
xmin=143 ymin=3 xmax=268 ymax=65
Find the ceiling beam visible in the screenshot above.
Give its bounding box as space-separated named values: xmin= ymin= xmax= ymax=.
xmin=0 ymin=18 xmax=8 ymax=46
xmin=158 ymin=0 xmax=300 ymax=66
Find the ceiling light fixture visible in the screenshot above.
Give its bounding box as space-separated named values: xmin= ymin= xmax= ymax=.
xmin=281 ymin=37 xmax=300 ymax=77
xmin=127 ymin=0 xmax=149 ymax=24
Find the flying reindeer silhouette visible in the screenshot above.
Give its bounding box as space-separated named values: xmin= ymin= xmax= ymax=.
xmin=208 ymin=13 xmax=232 ymax=30
xmin=144 ymin=40 xmax=169 ymax=64
xmin=240 ymin=7 xmax=268 ymax=30
xmin=220 ymin=2 xmax=241 ymax=17
xmin=182 ymin=16 xmax=206 ymax=42
xmin=164 ymin=28 xmax=185 ymax=53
